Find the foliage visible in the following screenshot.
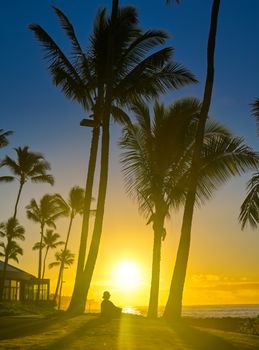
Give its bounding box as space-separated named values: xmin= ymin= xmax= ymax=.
xmin=0 ymin=146 xmax=54 ymax=186
xmin=49 ymin=249 xmax=75 ymax=269
xmin=0 ymin=218 xmax=25 ymax=263
xmin=0 ymin=129 xmax=13 ymax=149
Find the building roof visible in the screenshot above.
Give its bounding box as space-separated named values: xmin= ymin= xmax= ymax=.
xmin=0 ymin=261 xmax=36 ymax=281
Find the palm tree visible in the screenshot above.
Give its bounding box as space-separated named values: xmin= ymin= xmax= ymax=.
xmin=120 ymin=98 xmax=259 ymax=318
xmin=53 ymin=186 xmax=90 ymax=301
xmin=239 ymin=98 xmax=259 ymax=229
xmin=33 ymin=229 xmax=64 ymax=279
xmin=0 ymin=146 xmax=54 ymax=220
xmin=49 ymin=248 xmax=75 ymax=308
xmin=49 ymin=249 xmax=75 ymax=270
xmin=163 ymin=0 xmax=221 ymax=322
xmin=30 ymin=2 xmax=196 ymax=314
xmin=0 ymin=218 xmax=25 ymax=300
xmin=57 ymin=186 xmax=87 ymax=250
xmin=120 ymin=99 xmax=198 ymax=318
xmin=26 ymin=194 xmax=68 ymax=300
xmin=0 ymin=129 xmax=13 ymax=149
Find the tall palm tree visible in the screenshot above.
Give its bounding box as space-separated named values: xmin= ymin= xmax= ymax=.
xmin=26 ymin=194 xmax=68 ymax=300
xmin=0 ymin=129 xmax=13 ymax=149
xmin=239 ymin=98 xmax=259 ymax=229
xmin=30 ymin=2 xmax=196 ymax=314
xmin=120 ymin=98 xmax=259 ymax=318
xmin=163 ymin=0 xmax=221 ymax=322
xmin=53 ymin=186 xmax=91 ymax=301
xmin=33 ymin=229 xmax=64 ymax=279
xmin=0 ymin=146 xmax=54 ymax=220
xmin=0 ymin=218 xmax=25 ymax=300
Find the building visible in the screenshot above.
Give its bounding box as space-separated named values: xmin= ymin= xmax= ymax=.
xmin=0 ymin=261 xmax=50 ymax=302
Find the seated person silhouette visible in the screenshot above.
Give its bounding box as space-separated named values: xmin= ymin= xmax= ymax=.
xmin=101 ymin=291 xmax=122 ymax=320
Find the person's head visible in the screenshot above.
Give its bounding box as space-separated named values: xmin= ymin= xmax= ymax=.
xmin=102 ymin=291 xmax=111 ymax=300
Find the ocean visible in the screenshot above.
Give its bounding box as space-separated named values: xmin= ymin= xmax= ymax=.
xmin=121 ymin=305 xmax=259 ymax=318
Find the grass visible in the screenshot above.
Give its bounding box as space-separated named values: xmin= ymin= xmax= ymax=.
xmin=0 ymin=313 xmax=259 ymax=349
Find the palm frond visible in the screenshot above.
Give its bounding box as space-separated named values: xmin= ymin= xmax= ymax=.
xmin=0 ymin=176 xmax=15 ymax=183
xmin=239 ymin=173 xmax=259 ymax=229
xmin=251 ymin=98 xmax=259 ymax=137
xmin=31 ymin=174 xmax=55 ymax=185
xmin=0 ymin=129 xmax=13 ymax=148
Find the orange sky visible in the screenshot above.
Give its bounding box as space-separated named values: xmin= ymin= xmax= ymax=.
xmin=1 ymin=147 xmax=259 ymax=308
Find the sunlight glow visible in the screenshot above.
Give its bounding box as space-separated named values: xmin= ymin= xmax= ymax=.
xmin=113 ymin=261 xmax=142 ymax=291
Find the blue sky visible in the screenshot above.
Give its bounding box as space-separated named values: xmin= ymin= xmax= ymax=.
xmin=1 ymin=0 xmax=259 ymax=303
xmin=1 ymin=0 xmax=259 ymax=149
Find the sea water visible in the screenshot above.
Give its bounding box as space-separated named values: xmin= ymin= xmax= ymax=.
xmin=122 ymin=305 xmax=259 ymax=318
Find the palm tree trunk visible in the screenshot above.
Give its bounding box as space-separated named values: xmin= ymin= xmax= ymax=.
xmin=163 ymin=0 xmax=220 ymax=323
xmin=41 ymin=246 xmax=49 ymax=279
xmin=68 ymin=0 xmax=118 ymax=315
xmin=71 ymin=111 xmax=111 ymax=314
xmin=147 ymin=217 xmax=164 ymax=318
xmin=64 ymin=214 xmax=74 ymax=250
xmin=68 ymin=126 xmax=100 ymax=312
xmin=54 ymin=214 xmax=74 ymax=302
xmin=37 ymin=223 xmax=44 ymax=301
xmin=112 ymin=0 xmax=119 ymax=22
xmin=13 ymin=182 xmax=24 ymax=220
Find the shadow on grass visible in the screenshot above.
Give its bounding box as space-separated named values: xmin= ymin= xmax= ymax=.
xmin=39 ymin=316 xmax=110 ymax=350
xmin=41 ymin=316 xmax=239 ymax=350
xmin=172 ymin=322 xmax=238 ymax=350
xmin=0 ymin=314 xmax=241 ymax=349
xmin=0 ymin=315 xmax=64 ymax=340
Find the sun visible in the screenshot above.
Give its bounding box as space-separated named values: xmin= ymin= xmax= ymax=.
xmin=113 ymin=261 xmax=142 ymax=291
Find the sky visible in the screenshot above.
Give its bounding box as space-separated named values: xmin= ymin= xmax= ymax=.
xmin=1 ymin=0 xmax=259 ymax=309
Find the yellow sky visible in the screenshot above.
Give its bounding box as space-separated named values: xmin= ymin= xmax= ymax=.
xmin=1 ymin=134 xmax=259 ymax=308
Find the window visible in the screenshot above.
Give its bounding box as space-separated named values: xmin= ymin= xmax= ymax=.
xmin=2 ymin=280 xmax=20 ymax=301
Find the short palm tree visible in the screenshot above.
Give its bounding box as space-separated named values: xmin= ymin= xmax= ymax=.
xmin=120 ymin=98 xmax=259 ymax=318
xmin=56 ymin=186 xmax=87 ymax=250
xmin=0 ymin=129 xmax=13 ymax=149
xmin=49 ymin=248 xmax=75 ymax=305
xmin=120 ymin=98 xmax=198 ymax=317
xmin=26 ymin=194 xmax=68 ymax=299
xmin=49 ymin=249 xmax=75 ymax=270
xmin=30 ymin=2 xmax=196 ymax=314
xmin=0 ymin=146 xmax=54 ymax=219
xmin=239 ymin=98 xmax=259 ymax=229
xmin=0 ymin=218 xmax=25 ymax=300
xmin=33 ymin=229 xmax=64 ymax=279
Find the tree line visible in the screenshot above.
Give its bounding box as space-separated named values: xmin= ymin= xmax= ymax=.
xmin=0 ymin=139 xmax=91 ymax=302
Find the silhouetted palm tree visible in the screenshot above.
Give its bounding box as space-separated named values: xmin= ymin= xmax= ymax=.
xmin=239 ymin=99 xmax=259 ymax=229
xmin=49 ymin=249 xmax=75 ymax=270
xmin=0 ymin=218 xmax=25 ymax=300
xmin=26 ymin=194 xmax=68 ymax=300
xmin=0 ymin=146 xmax=54 ymax=220
xmin=0 ymin=129 xmax=13 ymax=149
xmin=53 ymin=186 xmax=91 ymax=301
xmin=30 ymin=1 xmax=196 ymax=314
xmin=163 ymin=0 xmax=221 ymax=322
xmin=120 ymin=98 xmax=259 ymax=318
xmin=49 ymin=248 xmax=75 ymax=307
xmin=33 ymin=229 xmax=64 ymax=279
